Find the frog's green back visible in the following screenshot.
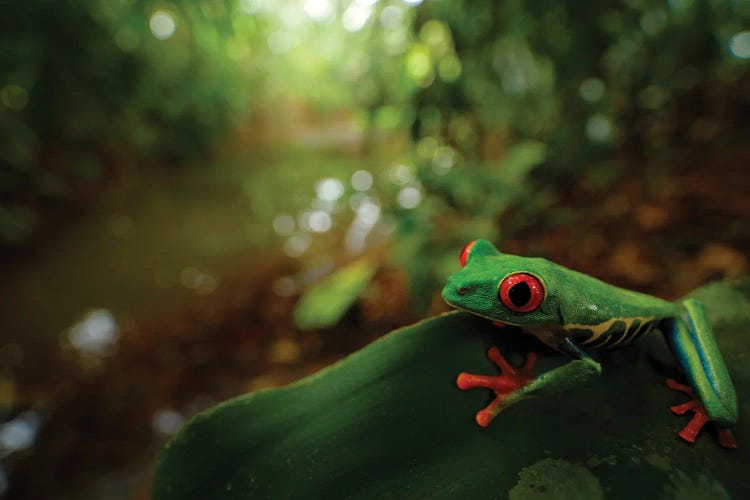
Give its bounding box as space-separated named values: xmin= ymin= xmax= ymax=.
xmin=539 ymin=261 xmax=677 ymax=322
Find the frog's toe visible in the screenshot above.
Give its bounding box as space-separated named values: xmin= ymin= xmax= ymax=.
xmin=457 ymin=346 xmax=537 ymax=427
xmin=666 ymin=378 xmax=737 ymax=448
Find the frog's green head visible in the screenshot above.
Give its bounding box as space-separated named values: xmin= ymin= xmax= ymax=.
xmin=442 ymin=239 xmax=563 ymax=326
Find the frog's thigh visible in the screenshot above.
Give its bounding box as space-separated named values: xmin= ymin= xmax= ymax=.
xmin=664 ymin=299 xmax=737 ymax=426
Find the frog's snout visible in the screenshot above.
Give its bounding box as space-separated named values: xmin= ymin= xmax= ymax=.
xmin=441 ymin=283 xmax=455 ymax=304
xmin=442 ymin=277 xmax=472 ymax=307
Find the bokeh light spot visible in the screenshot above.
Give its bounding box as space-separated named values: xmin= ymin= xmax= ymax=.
xmin=0 ymin=413 xmax=39 ymax=453
xmin=729 ymin=31 xmax=750 ymax=59
xmin=432 ymin=146 xmax=456 ymax=175
xmin=380 ymin=5 xmax=404 ymax=29
xmin=267 ymin=31 xmax=294 ymax=54
xmin=640 ymin=10 xmax=667 ymax=36
xmin=308 ymin=210 xmax=332 ymax=233
xmin=303 ymin=0 xmax=334 ymax=23
xmin=281 ymin=5 xmax=306 ymax=28
xmin=420 ymin=20 xmax=450 ymax=55
xmin=149 ymin=10 xmax=176 ymax=40
xmin=389 ymin=164 xmax=414 ymax=186
xmin=316 ymin=178 xmax=345 ymax=201
xmin=0 ymin=422 xmax=32 ymax=451
xmin=579 ymin=78 xmax=605 ymax=102
xmin=114 ymin=26 xmax=141 ymax=52
xmin=357 ymin=197 xmax=381 ymax=225
xmin=586 ymin=114 xmax=613 ymax=143
xmin=439 ymin=55 xmax=462 ymax=82
xmin=406 ymin=47 xmax=433 ymax=84
xmin=152 ymin=409 xmax=185 ymax=436
xmin=342 ymin=5 xmax=372 ymax=32
xmin=67 ymin=309 xmax=120 ymax=357
xmin=273 ymin=214 xmax=295 ymax=236
xmin=351 ymin=170 xmax=373 ymax=191
xmin=284 ymin=234 xmax=311 ymax=258
xmin=0 ymin=85 xmax=29 ymax=111
xmin=397 ymin=186 xmax=422 ymax=209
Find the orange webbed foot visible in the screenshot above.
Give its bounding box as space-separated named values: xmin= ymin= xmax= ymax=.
xmin=666 ymin=378 xmax=737 ymax=448
xmin=457 ymin=347 xmax=537 ymax=427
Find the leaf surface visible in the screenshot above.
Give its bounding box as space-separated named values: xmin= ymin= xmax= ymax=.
xmin=154 ymin=280 xmax=750 ymax=499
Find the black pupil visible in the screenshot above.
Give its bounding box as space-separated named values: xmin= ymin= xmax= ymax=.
xmin=508 ymin=281 xmax=532 ymax=307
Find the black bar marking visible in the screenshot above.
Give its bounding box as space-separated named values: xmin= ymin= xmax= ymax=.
xmin=589 ymin=320 xmax=626 ymax=349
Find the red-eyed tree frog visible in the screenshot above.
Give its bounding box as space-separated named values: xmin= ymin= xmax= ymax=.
xmin=442 ymin=239 xmax=738 ymax=448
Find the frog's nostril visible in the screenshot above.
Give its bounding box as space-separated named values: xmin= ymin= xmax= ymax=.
xmin=457 ymin=287 xmax=468 ymax=295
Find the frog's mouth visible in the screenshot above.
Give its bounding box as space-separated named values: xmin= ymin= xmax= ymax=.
xmin=442 ymin=299 xmax=521 ymax=328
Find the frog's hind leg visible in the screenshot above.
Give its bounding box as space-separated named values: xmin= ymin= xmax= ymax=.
xmin=663 ymin=298 xmax=738 ymax=447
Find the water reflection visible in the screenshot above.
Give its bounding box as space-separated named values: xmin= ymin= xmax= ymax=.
xmin=345 ymin=196 xmax=381 ymax=254
xmin=308 ymin=211 xmax=332 ymax=233
xmin=351 ymin=170 xmax=373 ymax=191
xmin=284 ymin=233 xmax=312 ymax=258
xmin=179 ymin=268 xmax=219 ymax=296
xmin=152 ymin=409 xmax=185 ymax=436
xmin=272 ymin=214 xmax=296 ymax=236
xmin=315 ymin=178 xmax=345 ymax=202
xmin=0 ymin=411 xmax=40 ymax=457
xmin=67 ymin=309 xmax=120 ymax=358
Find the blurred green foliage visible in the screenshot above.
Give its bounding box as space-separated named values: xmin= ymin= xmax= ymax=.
xmin=412 ymin=0 xmax=750 ymax=160
xmin=391 ymin=0 xmax=750 ymax=305
xmin=1 ymin=0 xmax=748 ymax=261
xmin=0 ymin=0 xmax=257 ymax=241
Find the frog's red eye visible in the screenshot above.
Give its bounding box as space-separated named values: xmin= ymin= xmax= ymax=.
xmin=498 ymin=273 xmax=545 ymax=313
xmin=459 ymin=240 xmax=476 ymax=267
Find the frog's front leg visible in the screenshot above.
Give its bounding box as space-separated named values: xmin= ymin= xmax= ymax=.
xmin=457 ymin=338 xmax=601 ymax=427
xmin=663 ymin=299 xmax=738 ymax=448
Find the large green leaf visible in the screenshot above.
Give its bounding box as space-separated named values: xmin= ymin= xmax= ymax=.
xmin=154 ymin=280 xmax=750 ymax=499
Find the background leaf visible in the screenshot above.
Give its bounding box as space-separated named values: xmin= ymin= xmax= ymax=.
xmin=293 ymin=259 xmax=378 ymax=330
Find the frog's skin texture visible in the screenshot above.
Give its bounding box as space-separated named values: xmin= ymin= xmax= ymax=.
xmin=442 ymin=239 xmax=739 ymax=448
